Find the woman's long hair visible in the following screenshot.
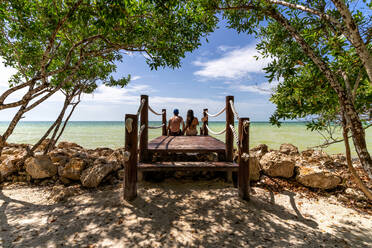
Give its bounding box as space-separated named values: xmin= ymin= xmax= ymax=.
xmin=186 ymin=109 xmax=194 ymax=127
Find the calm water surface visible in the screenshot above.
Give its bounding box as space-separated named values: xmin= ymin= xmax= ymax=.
xmin=0 ymin=121 xmax=370 ymax=156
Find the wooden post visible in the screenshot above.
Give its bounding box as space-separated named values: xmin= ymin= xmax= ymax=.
xmin=202 ymin=108 xmax=208 ymax=136
xmin=238 ymin=117 xmax=250 ymax=201
xmin=124 ymin=114 xmax=138 ymax=201
xmin=139 ymin=95 xmax=148 ymax=162
xmin=225 ymin=96 xmax=234 ymax=161
xmin=162 ymin=109 xmax=167 ymax=136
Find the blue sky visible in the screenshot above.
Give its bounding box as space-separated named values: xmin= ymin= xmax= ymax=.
xmin=0 ymin=20 xmax=278 ymax=122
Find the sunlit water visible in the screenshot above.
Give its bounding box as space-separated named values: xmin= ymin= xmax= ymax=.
xmin=0 ymin=121 xmax=370 ymax=156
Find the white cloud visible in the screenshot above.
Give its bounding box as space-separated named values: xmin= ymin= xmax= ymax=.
xmin=217 ymin=45 xmax=240 ymax=52
xmin=84 ymin=83 xmax=154 ymax=104
xmin=131 ymin=75 xmax=141 ymax=81
xmin=230 ymin=81 xmax=279 ymax=95
xmin=193 ymin=44 xmax=271 ymax=80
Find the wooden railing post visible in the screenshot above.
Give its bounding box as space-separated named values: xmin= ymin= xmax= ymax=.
xmin=202 ymin=108 xmax=208 ymax=136
xmin=124 ymin=114 xmax=138 ymax=201
xmin=139 ymin=95 xmax=148 ymax=162
xmin=225 ymin=96 xmax=234 ymax=161
xmin=162 ymin=109 xmax=167 ymax=136
xmin=238 ymin=117 xmax=250 ymax=200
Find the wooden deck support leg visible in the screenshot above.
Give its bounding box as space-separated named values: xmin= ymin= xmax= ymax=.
xmin=137 ymin=171 xmax=143 ymax=182
xmin=124 ymin=114 xmax=138 ymax=201
xmin=202 ymin=108 xmax=208 ymax=136
xmin=139 ymin=95 xmax=148 ymax=162
xmin=227 ymin=171 xmax=233 ymax=183
xmin=162 ymin=109 xmax=167 ymax=136
xmin=238 ymin=117 xmax=250 ymax=201
xmin=225 ymin=96 xmax=234 ymax=162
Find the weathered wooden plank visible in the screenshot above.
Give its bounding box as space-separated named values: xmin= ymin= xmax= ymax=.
xmin=147 ymin=136 xmax=226 ymax=153
xmin=124 ymin=114 xmax=138 ymax=201
xmin=238 ymin=117 xmax=250 ymax=201
xmin=139 ymin=95 xmax=148 ymax=162
xmin=225 ymin=95 xmax=234 ymax=161
xmin=138 ymin=161 xmax=238 ymax=171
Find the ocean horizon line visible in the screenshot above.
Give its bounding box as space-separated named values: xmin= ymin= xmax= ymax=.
xmin=0 ymin=120 xmax=307 ymax=124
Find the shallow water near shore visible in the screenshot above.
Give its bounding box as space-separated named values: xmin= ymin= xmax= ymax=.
xmin=0 ymin=121 xmax=370 ymax=156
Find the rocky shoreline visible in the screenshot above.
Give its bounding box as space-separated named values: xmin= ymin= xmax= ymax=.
xmin=0 ymin=140 xmax=370 ymax=210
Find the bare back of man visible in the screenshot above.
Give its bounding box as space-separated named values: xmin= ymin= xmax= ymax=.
xmin=168 ymin=116 xmax=184 ymax=135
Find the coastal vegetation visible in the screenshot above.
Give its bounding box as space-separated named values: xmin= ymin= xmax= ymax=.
xmin=0 ymin=0 xmax=216 ymax=153
xmin=0 ymin=1 xmax=371 ymax=246
xmin=213 ymin=0 xmax=371 ymax=199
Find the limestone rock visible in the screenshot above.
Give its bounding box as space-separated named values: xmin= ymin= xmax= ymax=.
xmin=80 ymin=160 xmax=118 ymax=187
xmin=279 ymin=143 xmax=299 ymax=156
xmin=345 ymin=188 xmax=366 ymax=201
xmin=48 ymin=150 xmax=69 ymax=166
xmin=107 ymin=149 xmax=124 ymax=168
xmin=308 ymin=150 xmax=331 ymax=164
xmin=250 ymin=144 xmax=268 ymax=160
xmin=35 ymin=138 xmax=55 ymax=152
xmin=296 ymin=163 xmax=341 ymax=190
xmin=260 ymin=151 xmax=295 ymax=178
xmin=58 ymin=157 xmax=86 ymax=180
xmin=25 ymin=155 xmax=57 ymax=179
xmin=88 ymin=147 xmax=114 ymax=157
xmin=330 ymin=153 xmax=347 ymax=166
xmin=0 ymin=156 xmax=19 ymax=178
xmin=301 ymin=149 xmax=314 ymax=157
xmin=57 ymin=141 xmax=83 ymax=150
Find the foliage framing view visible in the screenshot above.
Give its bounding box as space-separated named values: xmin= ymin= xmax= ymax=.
xmin=213 ymin=0 xmax=371 ymax=198
xmin=0 ymin=1 xmax=371 ymax=198
xmin=0 ymin=0 xmax=216 ymax=154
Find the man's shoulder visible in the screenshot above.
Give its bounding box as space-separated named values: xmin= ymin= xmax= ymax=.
xmin=171 ymin=116 xmax=183 ymax=120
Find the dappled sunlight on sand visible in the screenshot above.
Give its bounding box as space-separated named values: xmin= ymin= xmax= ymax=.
xmin=1 ymin=180 xmax=371 ymax=247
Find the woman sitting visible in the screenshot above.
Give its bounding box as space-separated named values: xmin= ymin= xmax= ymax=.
xmin=185 ymin=109 xmax=199 ymax=136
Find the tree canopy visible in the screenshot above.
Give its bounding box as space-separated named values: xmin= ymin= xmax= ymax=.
xmin=0 ymin=0 xmax=217 ymax=149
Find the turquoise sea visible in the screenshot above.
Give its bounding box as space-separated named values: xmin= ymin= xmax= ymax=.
xmin=0 ymin=121 xmax=370 ymax=156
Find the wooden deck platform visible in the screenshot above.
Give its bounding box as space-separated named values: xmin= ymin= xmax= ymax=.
xmin=147 ymin=136 xmax=226 ymax=153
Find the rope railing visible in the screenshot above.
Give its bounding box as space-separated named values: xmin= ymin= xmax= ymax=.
xmin=229 ymin=100 xmax=239 ymax=120
xmin=229 ymin=124 xmax=240 ymax=147
xmin=205 ymin=106 xmax=226 ymax=118
xmin=137 ymin=99 xmax=145 ymax=116
xmin=205 ymin=124 xmax=226 ymax=135
xmin=148 ymin=105 xmax=163 ymax=116
xmin=148 ymin=123 xmax=165 ymax=129
xmin=138 ymin=124 xmax=146 ymax=138
xmin=243 ymin=120 xmax=250 ymax=133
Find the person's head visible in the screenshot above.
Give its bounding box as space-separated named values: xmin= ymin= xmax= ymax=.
xmin=173 ymin=109 xmax=179 ymax=116
xmin=186 ymin=109 xmax=194 ymax=127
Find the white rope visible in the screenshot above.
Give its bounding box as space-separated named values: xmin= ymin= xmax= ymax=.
xmin=243 ymin=120 xmax=250 ymax=134
xmin=137 ymin=99 xmax=146 ymax=116
xmin=229 ymin=124 xmax=240 ymax=147
xmin=149 ymin=105 xmax=162 ymax=116
xmin=205 ymin=106 xmax=226 ymax=117
xmin=229 ymin=100 xmax=239 ymax=120
xmin=138 ymin=124 xmax=146 ymax=138
xmin=148 ymin=123 xmax=165 ymax=129
xmin=205 ymin=124 xmax=226 ymax=135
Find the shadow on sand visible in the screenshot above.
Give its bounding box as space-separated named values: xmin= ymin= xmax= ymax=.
xmin=0 ymin=181 xmax=369 ymax=247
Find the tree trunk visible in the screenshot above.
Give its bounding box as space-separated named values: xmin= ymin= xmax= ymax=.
xmin=331 ymin=0 xmax=372 ymax=83
xmin=267 ymin=7 xmax=372 ymax=178
xmin=342 ymin=114 xmax=372 ymax=201
xmin=46 ymin=91 xmax=81 ymax=153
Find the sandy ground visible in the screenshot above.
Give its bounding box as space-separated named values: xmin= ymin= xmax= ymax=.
xmin=0 ymin=180 xmax=371 ymax=248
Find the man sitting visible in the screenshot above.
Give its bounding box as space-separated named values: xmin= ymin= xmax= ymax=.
xmin=167 ymin=109 xmax=185 ymax=136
